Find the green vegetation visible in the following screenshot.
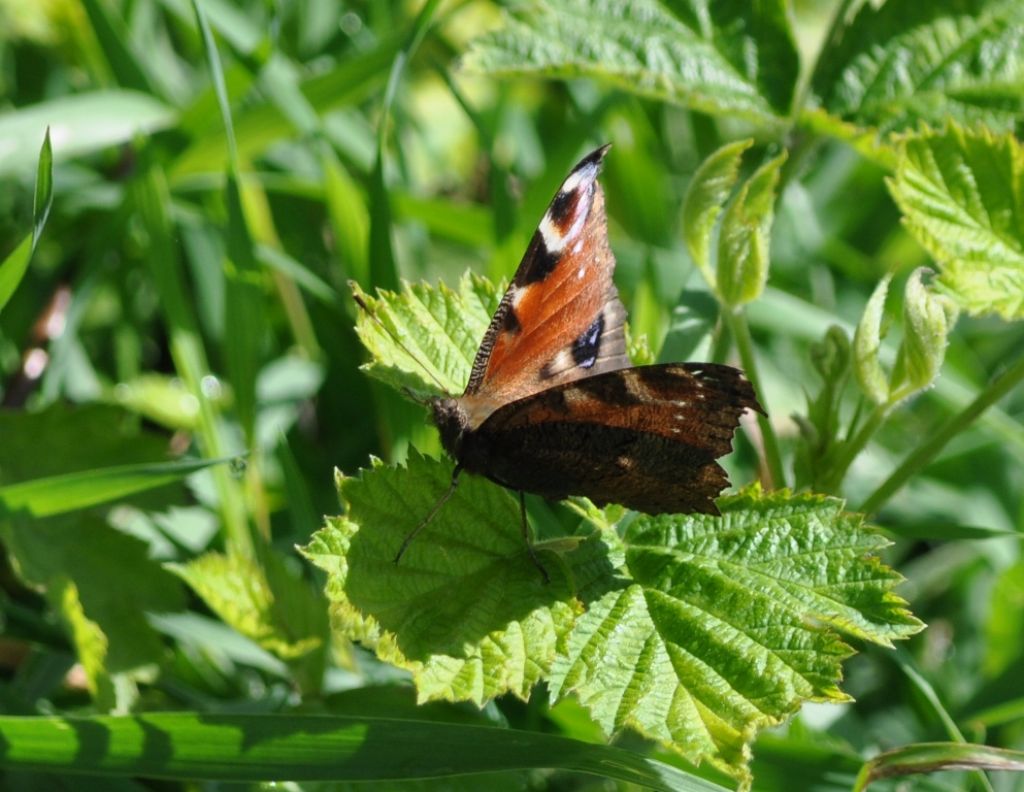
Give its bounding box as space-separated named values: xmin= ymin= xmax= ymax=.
xmin=1 ymin=1 xmax=1023 ymax=790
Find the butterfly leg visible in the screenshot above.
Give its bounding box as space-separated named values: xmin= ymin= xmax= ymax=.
xmin=394 ymin=464 xmax=462 ymax=565
xmin=519 ymin=491 xmax=550 ymax=584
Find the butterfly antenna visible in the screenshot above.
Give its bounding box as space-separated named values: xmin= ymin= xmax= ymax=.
xmin=519 ymin=492 xmax=550 ymax=583
xmin=350 ymin=282 xmax=449 ymax=394
xmin=394 ymin=465 xmax=462 ymax=565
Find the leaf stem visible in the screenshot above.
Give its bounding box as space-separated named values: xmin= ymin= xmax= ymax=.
xmin=859 ymin=354 xmax=1024 ymax=515
xmin=822 ymin=402 xmax=889 ymax=495
xmin=724 ymin=308 xmax=786 ymax=489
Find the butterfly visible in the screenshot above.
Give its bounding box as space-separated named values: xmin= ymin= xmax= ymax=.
xmin=358 ymin=144 xmax=763 ymax=580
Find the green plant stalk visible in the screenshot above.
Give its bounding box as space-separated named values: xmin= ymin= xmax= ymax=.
xmin=723 ymin=308 xmax=786 ymax=488
xmin=821 ymin=402 xmax=889 ymax=495
xmin=860 ymin=354 xmax=1024 ymax=515
xmin=896 ymin=655 xmax=995 ymax=792
xmin=134 ymin=168 xmax=253 ymax=559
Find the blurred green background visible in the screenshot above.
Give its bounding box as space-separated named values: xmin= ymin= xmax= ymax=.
xmin=2 ymin=0 xmax=1024 ymax=789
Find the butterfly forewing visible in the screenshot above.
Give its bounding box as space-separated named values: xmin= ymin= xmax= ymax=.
xmin=459 ymin=145 xmax=629 ymax=428
xmin=463 ymin=364 xmax=762 ymax=515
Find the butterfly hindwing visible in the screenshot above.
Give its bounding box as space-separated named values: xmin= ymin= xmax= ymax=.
xmin=461 ymin=364 xmax=762 ymax=515
xmin=459 ymin=145 xmax=629 ymax=428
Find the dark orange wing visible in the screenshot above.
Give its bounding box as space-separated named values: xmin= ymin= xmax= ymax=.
xmin=460 ymin=364 xmax=763 ymax=515
xmin=458 ymin=145 xmax=629 ymax=429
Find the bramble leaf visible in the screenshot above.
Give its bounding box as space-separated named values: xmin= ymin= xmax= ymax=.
xmin=169 ymin=552 xmax=326 ymax=662
xmin=812 ymin=0 xmax=1024 ymax=133
xmin=716 ymin=152 xmax=787 ymax=308
xmin=351 ymin=274 xmax=499 ymax=398
xmin=887 ymin=124 xmax=1024 ymax=320
xmin=682 ymin=139 xmax=752 ymax=287
xmin=463 ymin=0 xmax=798 ymax=127
xmin=549 ymin=489 xmax=921 ymax=780
xmin=302 ymin=453 xmax=586 ymax=704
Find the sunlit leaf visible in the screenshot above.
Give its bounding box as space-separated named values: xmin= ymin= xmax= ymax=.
xmin=888 ymin=123 xmax=1024 ymax=320
xmin=464 ymin=0 xmax=798 ymax=126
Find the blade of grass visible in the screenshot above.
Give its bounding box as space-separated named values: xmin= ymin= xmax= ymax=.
xmin=0 ymin=129 xmax=53 ymax=313
xmin=79 ymin=0 xmax=158 ymax=96
xmin=855 ymin=742 xmax=1024 ymax=792
xmin=0 ymin=713 xmax=730 ymax=791
xmin=895 ymin=652 xmax=995 ymax=792
xmin=0 ymin=457 xmax=240 ymax=518
xmin=131 ymin=163 xmax=251 ymax=558
xmin=367 ymin=0 xmax=443 ymax=290
xmin=192 ymin=0 xmax=264 ymax=449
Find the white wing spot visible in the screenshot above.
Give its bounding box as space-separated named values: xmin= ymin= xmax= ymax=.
xmin=577 ymin=265 xmax=586 ymax=279
xmin=539 ymin=214 xmax=564 ymax=253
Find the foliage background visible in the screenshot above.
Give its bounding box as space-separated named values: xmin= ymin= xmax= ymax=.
xmin=1 ymin=0 xmax=1024 ymax=790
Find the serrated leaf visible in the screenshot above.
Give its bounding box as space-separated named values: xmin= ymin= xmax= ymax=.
xmin=169 ymin=551 xmax=324 ymax=661
xmin=351 ymin=274 xmax=500 ymax=398
xmin=887 ymin=124 xmax=1024 ymax=320
xmin=716 ymin=152 xmax=787 ymax=308
xmin=813 ymin=0 xmax=1024 ymax=133
xmin=682 ymin=139 xmax=753 ymax=287
xmin=463 ymin=0 xmax=797 ymax=126
xmin=302 ymin=452 xmax=585 ymax=705
xmin=549 ymin=488 xmax=922 ymax=780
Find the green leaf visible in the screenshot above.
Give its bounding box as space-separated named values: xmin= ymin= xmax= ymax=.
xmin=1 ymin=514 xmax=185 ymax=691
xmin=887 ymin=123 xmax=1024 ymax=320
xmin=854 ymin=741 xmax=1024 ymax=792
xmin=812 ymin=0 xmax=1024 ymax=133
xmin=0 ymin=712 xmax=729 ymax=790
xmin=681 ymin=139 xmax=753 ymax=287
xmin=984 ymin=560 xmax=1024 ymax=678
xmin=0 ymin=456 xmax=235 ymax=518
xmin=890 ymin=268 xmax=959 ymax=402
xmin=716 ymin=152 xmax=787 ymax=308
xmin=463 ymin=0 xmax=797 ymax=126
xmin=550 ymin=488 xmax=922 ymax=781
xmin=853 ymin=274 xmax=892 ymax=405
xmin=351 ymin=274 xmax=500 ymax=399
xmin=0 ymin=128 xmax=53 ymax=313
xmin=54 ymin=578 xmax=116 ymax=709
xmin=0 ymin=90 xmax=174 ymax=176
xmin=302 ymin=453 xmax=581 ymax=705
xmin=168 ymin=551 xmax=326 ymax=662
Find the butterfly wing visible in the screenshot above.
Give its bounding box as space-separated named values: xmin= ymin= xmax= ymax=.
xmin=458 ymin=145 xmax=630 ymax=428
xmin=461 ymin=363 xmax=762 ymax=515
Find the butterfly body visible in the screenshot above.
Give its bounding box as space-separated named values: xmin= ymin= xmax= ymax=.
xmin=428 ymin=144 xmax=763 ymax=519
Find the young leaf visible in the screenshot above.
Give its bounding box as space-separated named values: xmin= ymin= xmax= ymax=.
xmin=168 ymin=551 xmax=325 ymax=662
xmin=888 ymin=123 xmax=1024 ymax=320
xmin=463 ymin=0 xmax=798 ymax=126
xmin=550 ymin=487 xmax=923 ymax=781
xmin=890 ymin=268 xmax=959 ymax=403
xmin=351 ymin=274 xmax=500 ymax=398
xmin=812 ymin=0 xmax=1024 ymax=133
xmin=0 ymin=128 xmax=53 ymax=313
xmin=853 ymin=274 xmax=892 ymax=405
xmin=716 ymin=152 xmax=787 ymax=308
xmin=681 ymin=139 xmax=753 ymax=287
xmin=301 ymin=453 xmax=582 ymax=705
